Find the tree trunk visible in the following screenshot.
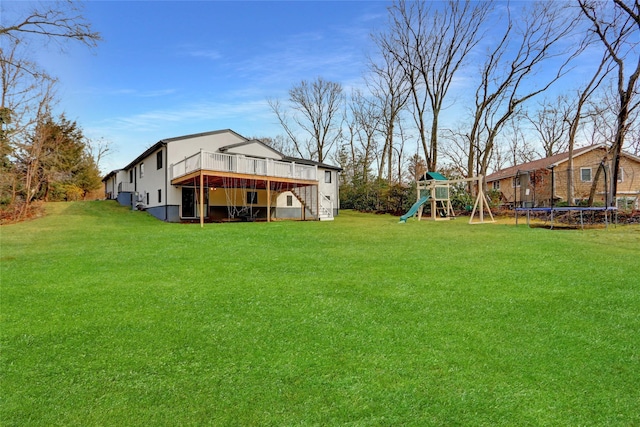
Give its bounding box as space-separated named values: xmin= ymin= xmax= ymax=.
xmin=587 ymin=154 xmax=607 ymax=206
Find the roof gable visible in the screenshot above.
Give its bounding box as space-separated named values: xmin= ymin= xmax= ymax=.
xmin=161 ymin=129 xmax=245 ymax=144
xmin=486 ymin=144 xmax=606 ymax=182
xmin=123 ymin=129 xmax=247 ymax=170
xmin=421 ymin=171 xmax=448 ymax=181
xmin=219 ymin=139 xmax=284 ymax=159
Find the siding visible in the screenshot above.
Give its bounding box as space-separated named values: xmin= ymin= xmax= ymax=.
xmin=489 ymin=147 xmax=640 ymax=207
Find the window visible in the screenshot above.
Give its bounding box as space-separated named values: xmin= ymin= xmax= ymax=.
xmin=247 ymin=191 xmax=257 ymax=204
xmin=129 ymin=169 xmax=134 ymax=183
xmin=158 ymin=189 xmax=162 ymax=203
xmin=140 ymin=163 xmax=145 ymax=178
xmin=325 ymin=171 xmax=332 ymax=183
xmin=146 ymin=192 xmax=149 ymax=205
xmin=157 ymin=150 xmax=163 ymax=170
xmin=580 ymin=168 xmax=592 ymax=182
xmin=286 ymin=195 xmax=293 ymax=206
xmin=492 ymin=181 xmax=500 ymax=190
xmin=512 ymin=176 xmax=521 ymax=187
xmin=617 ymin=196 xmax=637 ymax=210
xmin=618 ymin=167 xmax=624 ymax=183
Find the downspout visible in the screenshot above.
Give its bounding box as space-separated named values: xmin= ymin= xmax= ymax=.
xmin=164 ymin=142 xmax=168 ymax=221
xmin=550 ymin=166 xmax=555 ymax=208
xmin=515 ymin=170 xmax=520 ymax=208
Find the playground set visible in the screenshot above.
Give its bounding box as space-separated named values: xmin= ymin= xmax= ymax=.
xmin=399 ymin=172 xmax=495 ymax=224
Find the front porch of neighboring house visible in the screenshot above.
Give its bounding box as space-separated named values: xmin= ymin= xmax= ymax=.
xmin=171 ymin=150 xmax=334 ymax=222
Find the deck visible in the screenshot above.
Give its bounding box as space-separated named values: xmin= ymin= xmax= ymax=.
xmin=171 ymin=151 xmax=318 ymax=187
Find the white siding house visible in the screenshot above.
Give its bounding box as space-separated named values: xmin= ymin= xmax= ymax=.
xmin=103 ymin=129 xmax=341 ymax=222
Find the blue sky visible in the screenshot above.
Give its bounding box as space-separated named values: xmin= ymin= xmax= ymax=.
xmin=8 ymin=0 xmax=624 ymax=175
xmin=24 ymin=0 xmax=391 ymax=173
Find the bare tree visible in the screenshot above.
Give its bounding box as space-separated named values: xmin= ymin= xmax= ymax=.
xmin=503 ymin=115 xmax=538 ymax=167
xmin=525 ymin=98 xmax=571 ymax=158
xmin=1 ymin=39 xmax=59 ymax=209
xmin=0 ymin=0 xmax=100 ymax=220
xmin=12 ymin=82 xmax=57 ymax=218
xmin=249 ymin=135 xmax=296 ymax=158
xmin=85 ymin=137 xmax=112 ymax=173
xmin=268 ymin=77 xmax=344 ymax=163
xmin=440 ymin=126 xmax=471 ymax=176
xmin=384 ymin=0 xmax=491 ymax=172
xmin=562 ymin=48 xmax=613 ymax=204
xmin=0 ymin=1 xmax=100 ymax=45
xmin=347 ymin=89 xmax=382 ymax=185
xmin=1 ymin=39 xmax=57 ymax=138
xmin=407 ymin=152 xmax=427 ymax=183
xmin=579 ymin=0 xmax=640 ymax=206
xmin=369 ymin=29 xmax=411 ymax=183
xmin=465 ymin=1 xmax=585 ymax=186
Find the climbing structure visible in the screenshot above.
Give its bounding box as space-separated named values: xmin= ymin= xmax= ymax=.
xmin=402 ymin=172 xmax=495 ymax=224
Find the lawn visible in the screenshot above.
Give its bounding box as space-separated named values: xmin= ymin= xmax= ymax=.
xmin=1 ymin=201 xmax=639 ymax=426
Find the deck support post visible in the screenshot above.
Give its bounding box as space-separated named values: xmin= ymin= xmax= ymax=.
xmin=199 ymin=171 xmax=204 ymax=228
xmin=267 ymin=179 xmax=271 ymax=222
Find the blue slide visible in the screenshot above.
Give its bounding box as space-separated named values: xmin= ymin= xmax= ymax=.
xmin=399 ymin=195 xmax=430 ymax=223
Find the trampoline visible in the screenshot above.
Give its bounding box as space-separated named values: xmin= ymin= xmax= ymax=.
xmin=515 ymin=206 xmax=618 ymax=229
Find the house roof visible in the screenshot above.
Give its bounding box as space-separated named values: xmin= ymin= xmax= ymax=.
xmin=122 ymin=129 xmax=246 ymax=171
xmin=102 ymin=169 xmax=123 ymax=181
xmin=161 ymin=129 xmax=245 ymax=144
xmin=421 ymin=171 xmax=448 ymax=181
xmin=283 ymin=156 xmax=342 ymax=171
xmin=485 ymin=144 xmax=607 ymax=182
xmin=219 ymin=139 xmax=285 ymax=158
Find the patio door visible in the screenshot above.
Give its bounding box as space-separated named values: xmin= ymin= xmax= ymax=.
xmin=182 ymin=187 xmax=196 ymax=218
xmin=182 ymin=187 xmax=207 ymax=218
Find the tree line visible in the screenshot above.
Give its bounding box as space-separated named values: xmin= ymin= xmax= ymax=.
xmin=1 ymin=1 xmax=105 ymax=222
xmin=268 ymin=0 xmax=639 ymax=212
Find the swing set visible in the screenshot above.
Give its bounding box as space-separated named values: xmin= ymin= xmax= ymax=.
xmin=401 ymin=172 xmax=495 ymax=224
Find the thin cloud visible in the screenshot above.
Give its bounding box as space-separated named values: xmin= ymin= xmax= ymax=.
xmin=186 ymin=49 xmax=223 ymax=60
xmin=87 ymin=87 xmax=178 ymax=98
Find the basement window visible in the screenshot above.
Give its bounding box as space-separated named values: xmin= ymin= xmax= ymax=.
xmin=247 ymin=191 xmax=257 ymax=204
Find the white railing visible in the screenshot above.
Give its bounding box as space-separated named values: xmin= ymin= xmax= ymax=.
xmin=118 ymin=181 xmax=135 ymax=192
xmin=171 ymin=150 xmax=318 ymax=182
xmin=319 ymin=192 xmax=334 ymax=218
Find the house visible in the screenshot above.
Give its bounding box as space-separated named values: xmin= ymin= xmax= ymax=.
xmin=102 ymin=129 xmax=341 ymax=222
xmin=485 ymin=144 xmax=640 ymax=209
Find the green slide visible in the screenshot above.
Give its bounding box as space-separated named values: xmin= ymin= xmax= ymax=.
xmin=399 ymin=195 xmax=430 ymax=223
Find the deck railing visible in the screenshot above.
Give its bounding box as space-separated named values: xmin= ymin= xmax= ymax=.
xmin=171 ymin=151 xmax=318 ymax=182
xmin=117 ymin=181 xmax=135 ymax=193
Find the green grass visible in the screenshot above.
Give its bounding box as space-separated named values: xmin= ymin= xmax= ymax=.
xmin=1 ymin=201 xmax=639 ymax=426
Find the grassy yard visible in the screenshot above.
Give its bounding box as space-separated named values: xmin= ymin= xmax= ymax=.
xmin=1 ymin=201 xmax=639 ymax=426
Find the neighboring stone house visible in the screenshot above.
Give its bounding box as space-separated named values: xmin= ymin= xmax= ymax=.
xmin=485 ymin=144 xmax=640 ymax=209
